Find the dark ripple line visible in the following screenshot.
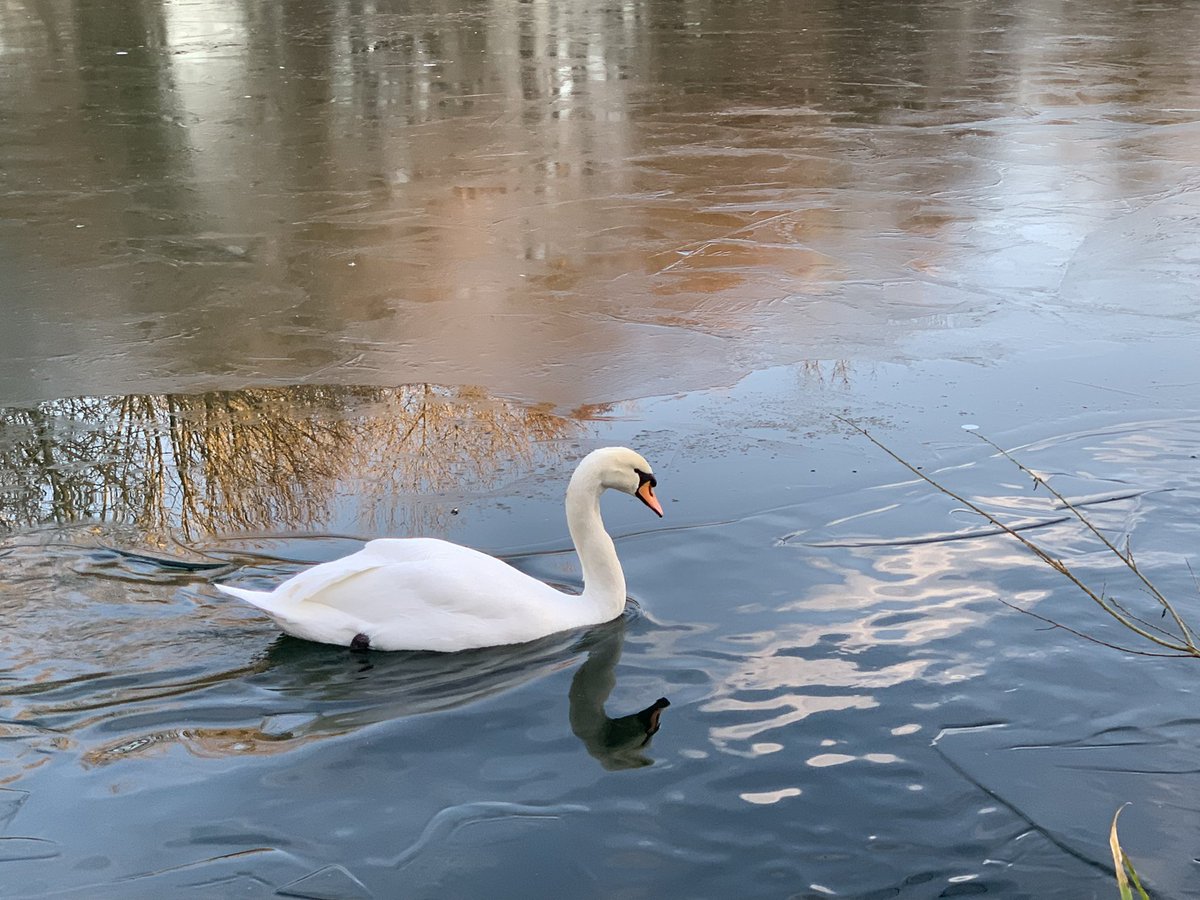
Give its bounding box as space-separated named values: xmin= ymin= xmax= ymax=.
xmin=787 ymin=487 xmax=1169 ymax=548
xmin=1057 ymin=764 xmax=1200 ymax=776
xmin=363 ymin=801 xmax=589 ymax=869
xmin=791 ymin=513 xmax=1072 ymax=549
xmin=93 ymin=546 xmax=229 ymax=572
xmin=18 ymin=663 xmax=266 ymax=718
xmin=31 ymin=847 xmax=279 ymax=898
xmin=931 ymin=739 xmax=1115 ymax=881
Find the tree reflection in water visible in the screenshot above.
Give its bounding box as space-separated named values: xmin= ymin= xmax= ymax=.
xmin=0 ymin=383 xmax=582 ymax=540
xmin=0 ymin=382 xmax=671 ymax=775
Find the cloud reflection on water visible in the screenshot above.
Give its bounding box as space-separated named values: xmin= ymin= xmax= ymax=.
xmin=696 ymin=476 xmax=1093 ymax=758
xmin=699 ymin=418 xmax=1200 ymax=761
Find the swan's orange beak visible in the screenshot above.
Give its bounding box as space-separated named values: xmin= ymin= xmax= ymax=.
xmin=636 ymin=480 xmax=664 ymax=517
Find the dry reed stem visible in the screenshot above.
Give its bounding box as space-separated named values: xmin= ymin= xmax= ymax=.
xmin=837 ymin=417 xmax=1199 ymax=658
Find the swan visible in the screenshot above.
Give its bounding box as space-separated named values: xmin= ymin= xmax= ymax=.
xmin=215 ymin=447 xmax=663 ymax=652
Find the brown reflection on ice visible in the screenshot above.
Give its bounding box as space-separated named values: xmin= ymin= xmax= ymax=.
xmin=7 ymin=0 xmax=1200 ymax=405
xmin=0 ymin=384 xmax=579 ymax=539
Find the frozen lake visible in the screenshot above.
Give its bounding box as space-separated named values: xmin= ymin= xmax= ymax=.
xmin=2 ymin=0 xmax=1200 ymax=896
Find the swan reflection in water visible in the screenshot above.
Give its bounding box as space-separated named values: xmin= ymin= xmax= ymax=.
xmin=569 ymin=624 xmax=669 ymax=770
xmin=86 ymin=615 xmax=669 ymax=772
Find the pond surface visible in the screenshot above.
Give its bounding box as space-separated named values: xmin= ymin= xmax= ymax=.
xmin=3 ymin=0 xmax=1200 ymax=896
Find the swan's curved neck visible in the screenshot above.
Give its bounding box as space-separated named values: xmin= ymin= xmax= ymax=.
xmin=565 ymin=475 xmax=626 ymax=621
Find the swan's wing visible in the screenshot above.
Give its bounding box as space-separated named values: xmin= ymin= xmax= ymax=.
xmin=260 ymin=538 xmax=463 ymax=606
xmin=300 ymin=550 xmax=566 ymax=622
xmin=214 ymin=538 xmax=471 ymax=617
xmin=359 ymin=537 xmax=481 ymax=564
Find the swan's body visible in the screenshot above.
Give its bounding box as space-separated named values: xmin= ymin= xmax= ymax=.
xmin=215 ymin=447 xmax=663 ymax=652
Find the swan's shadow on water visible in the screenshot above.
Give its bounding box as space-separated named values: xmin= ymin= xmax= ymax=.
xmin=247 ymin=613 xmax=668 ymax=771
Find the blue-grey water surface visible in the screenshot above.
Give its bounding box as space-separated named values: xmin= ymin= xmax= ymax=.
xmin=2 ymin=0 xmax=1200 ymax=897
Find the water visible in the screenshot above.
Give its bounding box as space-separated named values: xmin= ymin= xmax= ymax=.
xmin=2 ymin=0 xmax=1200 ymax=896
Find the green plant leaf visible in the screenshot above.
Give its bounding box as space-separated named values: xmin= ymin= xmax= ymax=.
xmin=1109 ymin=803 xmax=1150 ymax=900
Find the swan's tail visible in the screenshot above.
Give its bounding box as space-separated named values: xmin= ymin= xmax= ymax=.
xmin=214 ymin=582 xmax=278 ymax=613
xmin=214 ymin=582 xmax=367 ymax=648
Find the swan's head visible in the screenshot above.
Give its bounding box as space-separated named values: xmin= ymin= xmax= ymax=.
xmin=576 ymin=447 xmax=664 ymax=518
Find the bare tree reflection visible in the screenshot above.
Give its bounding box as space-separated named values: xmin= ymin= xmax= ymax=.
xmin=0 ymin=384 xmax=580 ymax=539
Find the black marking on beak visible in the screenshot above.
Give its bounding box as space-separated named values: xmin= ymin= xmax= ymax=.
xmin=634 ymin=468 xmax=663 ymax=517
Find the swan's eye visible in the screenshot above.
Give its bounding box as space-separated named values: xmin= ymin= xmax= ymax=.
xmin=635 ymin=468 xmax=656 ymax=488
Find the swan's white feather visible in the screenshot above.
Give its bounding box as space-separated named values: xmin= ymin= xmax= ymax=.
xmin=214 ymin=448 xmax=660 ymax=652
xmin=216 ymin=539 xmax=582 ymax=651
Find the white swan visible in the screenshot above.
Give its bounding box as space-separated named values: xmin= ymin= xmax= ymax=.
xmin=215 ymin=447 xmax=663 ymax=652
